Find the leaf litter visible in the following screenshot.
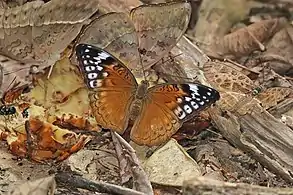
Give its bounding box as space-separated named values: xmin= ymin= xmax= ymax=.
xmin=2 ymin=0 xmax=293 ymax=195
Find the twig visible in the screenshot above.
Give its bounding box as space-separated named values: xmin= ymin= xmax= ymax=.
xmin=111 ymin=131 xmax=153 ymax=195
xmin=55 ymin=172 xmax=146 ymax=195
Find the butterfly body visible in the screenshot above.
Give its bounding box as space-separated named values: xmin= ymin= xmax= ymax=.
xmin=76 ymin=44 xmax=220 ymax=146
xmin=128 ymin=80 xmax=149 ymax=121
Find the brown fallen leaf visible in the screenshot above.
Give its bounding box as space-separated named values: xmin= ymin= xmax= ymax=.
xmin=1 ymin=117 xmax=90 ymax=162
xmin=74 ymin=1 xmax=191 ymax=79
xmin=208 ymin=18 xmax=287 ymax=59
xmin=6 ymin=176 xmax=56 ymax=195
xmin=111 ymin=131 xmax=153 ymax=195
xmin=247 ymin=25 xmax=293 ymax=76
xmin=50 ymin=113 xmax=100 ymax=132
xmin=0 ymin=0 xmax=99 ymax=93
xmin=203 ymin=59 xmax=293 ymax=114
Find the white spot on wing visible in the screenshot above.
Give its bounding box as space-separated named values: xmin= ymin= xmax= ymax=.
xmin=191 ymin=101 xmax=199 ymax=109
xmin=93 ymin=52 xmax=111 ymax=61
xmin=85 ymin=49 xmax=90 ymax=53
xmin=189 ymin=84 xmax=200 ymax=96
xmin=89 ymin=80 xmax=96 ymax=88
xmin=185 ymin=97 xmax=192 ymax=102
xmin=85 ymin=66 xmax=96 ymax=72
xmin=183 ymin=105 xmax=192 ymax=114
xmin=94 ymin=61 xmax=101 ymax=65
xmin=207 ymin=92 xmax=212 ymax=96
xmin=177 ymin=98 xmax=183 ymax=103
xmin=99 ymin=52 xmax=111 ymax=59
xmin=88 ymin=72 xmax=98 ymax=79
xmin=83 ymin=60 xmax=88 ymax=65
xmin=102 ymin=72 xmax=108 ymax=77
xmin=174 ymin=107 xmax=186 ymax=120
xmin=97 ymin=65 xmax=103 ymax=71
xmin=89 ymin=80 xmax=102 ymax=88
xmin=199 ymin=101 xmax=205 ymax=105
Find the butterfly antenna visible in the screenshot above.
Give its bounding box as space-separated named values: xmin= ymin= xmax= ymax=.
xmin=138 ymin=50 xmax=148 ymax=82
xmin=3 ymin=66 xmax=33 ymax=76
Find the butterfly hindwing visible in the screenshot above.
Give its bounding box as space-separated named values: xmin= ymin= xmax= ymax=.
xmin=76 ymin=44 xmax=138 ymax=133
xmin=130 ymin=83 xmax=220 ymax=146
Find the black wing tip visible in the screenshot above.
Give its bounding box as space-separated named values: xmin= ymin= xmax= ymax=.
xmin=213 ymin=88 xmax=221 ymax=101
xmin=183 ymin=83 xmax=220 ymax=102
xmin=75 ymin=44 xmax=87 ymax=56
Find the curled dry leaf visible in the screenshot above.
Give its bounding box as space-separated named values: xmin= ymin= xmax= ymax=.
xmin=0 ymin=56 xmax=99 ymax=162
xmin=143 ymin=138 xmax=201 ymax=186
xmin=203 ymin=60 xmax=257 ymax=94
xmin=209 ymin=18 xmax=287 ymax=59
xmin=247 ymin=25 xmax=293 ymax=76
xmin=1 ymin=116 xmax=90 ymax=162
xmin=111 ymin=132 xmax=153 ymax=195
xmin=49 ymin=113 xmax=100 ymax=132
xmin=0 ymin=0 xmax=99 ymax=93
xmin=2 ymin=84 xmax=30 ymax=104
xmin=29 ymin=57 xmax=99 ymax=131
xmin=203 ymin=60 xmax=293 ymax=114
xmin=172 ymin=112 xmax=212 ymax=141
xmin=256 ymin=87 xmax=293 ymax=110
xmin=75 ymin=1 xmax=191 ymax=79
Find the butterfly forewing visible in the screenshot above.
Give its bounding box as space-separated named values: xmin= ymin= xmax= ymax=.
xmin=76 ymin=13 xmax=141 ymax=77
xmin=76 ymin=44 xmax=138 ymax=133
xmin=130 ymin=83 xmax=220 ymax=146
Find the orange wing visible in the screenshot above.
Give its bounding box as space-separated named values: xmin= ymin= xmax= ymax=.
xmin=76 ymin=44 xmax=138 ymax=133
xmin=130 ymin=83 xmax=220 ymax=146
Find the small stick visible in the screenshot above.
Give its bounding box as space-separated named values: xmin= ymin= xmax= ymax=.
xmin=55 ymin=172 xmax=145 ymax=195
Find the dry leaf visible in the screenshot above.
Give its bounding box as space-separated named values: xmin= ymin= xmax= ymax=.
xmin=75 ymin=2 xmax=191 ymax=79
xmin=249 ymin=25 xmax=293 ymax=76
xmin=0 ymin=0 xmax=99 ymax=93
xmin=6 ymin=176 xmax=56 ymax=195
xmin=209 ymin=18 xmax=287 ymax=59
xmin=143 ymin=138 xmax=201 ymax=186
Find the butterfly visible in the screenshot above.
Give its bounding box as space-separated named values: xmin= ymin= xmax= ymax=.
xmin=76 ymin=44 xmax=220 ymax=146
